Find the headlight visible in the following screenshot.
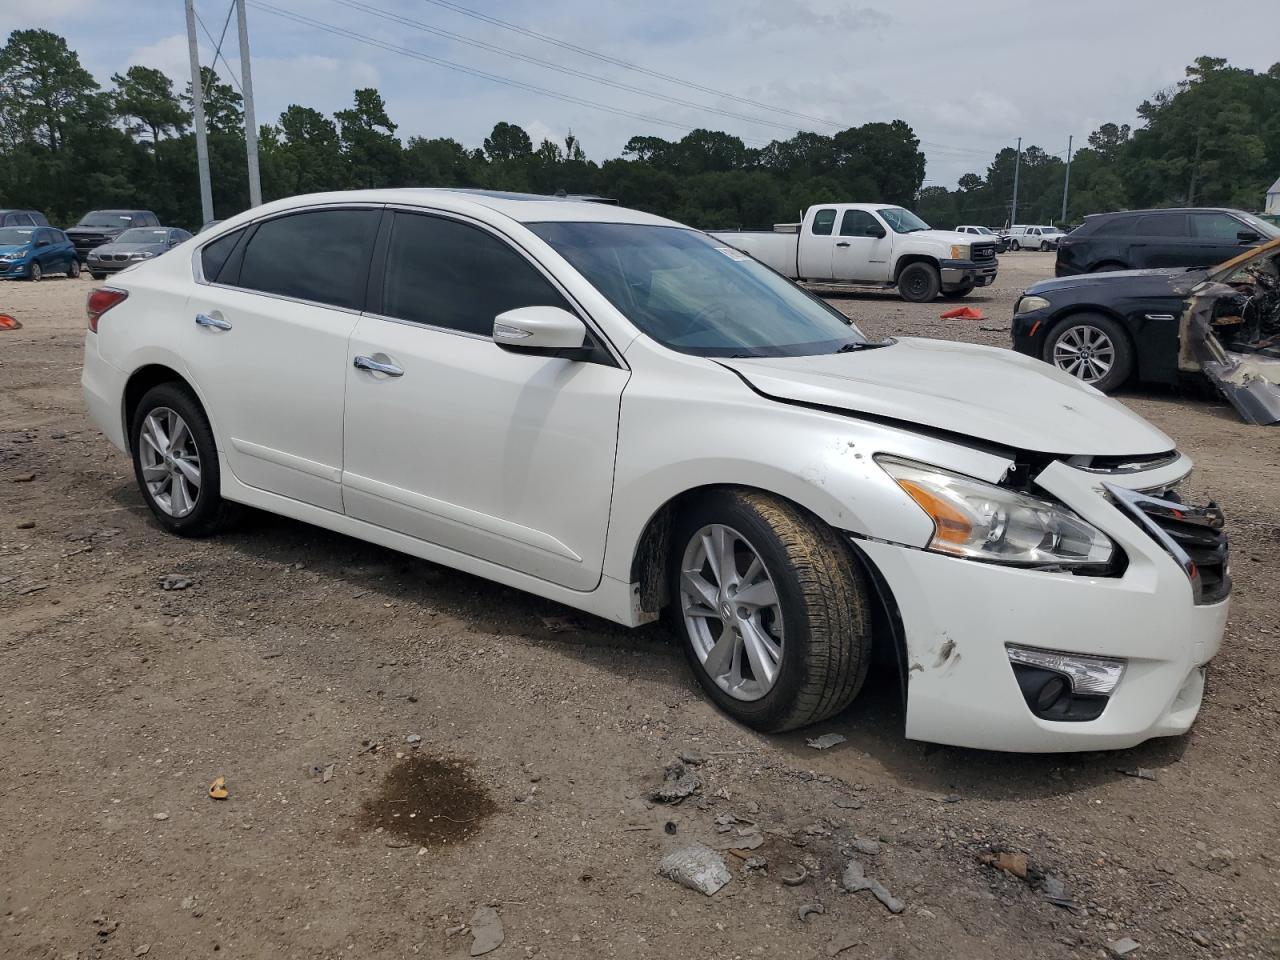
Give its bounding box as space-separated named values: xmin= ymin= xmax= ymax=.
xmin=950 ymin=244 xmax=970 ymax=260
xmin=0 ymin=251 xmax=25 ymax=261
xmin=1016 ymin=295 xmax=1050 ymax=315
xmin=129 ymin=252 xmax=154 ymax=259
xmin=878 ymin=456 xmax=1113 ymax=567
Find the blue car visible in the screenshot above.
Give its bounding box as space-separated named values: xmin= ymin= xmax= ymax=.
xmin=0 ymin=225 xmax=81 ymax=280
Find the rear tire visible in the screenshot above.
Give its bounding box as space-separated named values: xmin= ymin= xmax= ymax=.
xmin=897 ymin=262 xmax=941 ymax=303
xmin=67 ymin=259 xmax=81 ymax=279
xmin=669 ymin=490 xmax=872 ymax=732
xmin=1043 ymin=313 xmax=1134 ymax=393
xmin=130 ymin=382 xmax=238 ymax=537
xmin=29 ymin=262 xmax=42 ymax=282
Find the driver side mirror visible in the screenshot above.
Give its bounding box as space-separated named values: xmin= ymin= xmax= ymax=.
xmin=1237 ymin=230 xmax=1260 ymax=243
xmin=493 ymin=306 xmax=591 ymax=359
xmin=867 ymin=225 xmax=886 ymax=239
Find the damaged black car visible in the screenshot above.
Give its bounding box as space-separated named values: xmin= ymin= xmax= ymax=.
xmin=1011 ymin=238 xmax=1280 ymax=424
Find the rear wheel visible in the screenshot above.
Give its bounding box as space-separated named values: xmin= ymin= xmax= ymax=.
xmin=1044 ymin=313 xmax=1134 ymax=393
xmin=67 ymin=259 xmax=81 ymax=279
xmin=670 ymin=490 xmax=872 ymax=732
xmin=130 ymin=382 xmax=238 ymax=537
xmin=29 ymin=261 xmax=42 ymax=282
xmin=897 ymin=262 xmax=940 ymax=303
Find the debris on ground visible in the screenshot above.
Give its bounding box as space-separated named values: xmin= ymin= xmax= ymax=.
xmin=1108 ymin=937 xmax=1140 ymax=957
xmin=322 ymin=764 xmax=334 ymax=783
xmin=841 ymin=858 xmax=904 ymax=914
xmin=134 ymin=945 xmax=151 ymax=957
xmin=1040 ymin=873 xmax=1079 ymax=911
xmin=940 ymin=306 xmax=984 ymax=320
xmin=0 ymin=313 xmax=22 ymax=330
xmin=160 ymin=575 xmax=194 ymax=591
xmin=850 ymin=838 xmax=881 ymax=856
xmin=540 ymin=614 xmax=579 ymax=632
xmin=152 ymin=812 xmax=169 ymax=822
xmin=468 ymin=904 xmax=504 ymax=957
xmin=678 ymin=749 xmax=706 ymax=765
xmin=824 ymin=935 xmax=862 ymax=956
xmin=649 ymin=760 xmax=701 ymax=804
xmin=208 ymin=777 xmax=228 ymax=800
xmin=805 ymin=733 xmax=846 ymax=750
xmin=833 ymin=796 xmax=864 ymax=810
xmin=657 ymin=843 xmax=731 ymax=896
xmin=742 ymin=856 xmax=767 ymax=872
xmin=979 ymin=849 xmax=1029 ymax=879
xmin=781 ymin=866 xmax=808 ymax=886
xmin=405 ymin=734 xmax=422 ymax=747
xmin=1117 ymin=767 xmax=1158 ymax=781
xmin=797 ymin=902 xmax=825 ymax=921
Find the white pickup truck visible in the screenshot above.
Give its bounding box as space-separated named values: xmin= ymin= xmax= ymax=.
xmin=711 ymin=203 xmax=999 ymax=302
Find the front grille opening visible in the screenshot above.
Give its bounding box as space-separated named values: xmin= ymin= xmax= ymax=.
xmin=1106 ymin=484 xmax=1230 ymax=605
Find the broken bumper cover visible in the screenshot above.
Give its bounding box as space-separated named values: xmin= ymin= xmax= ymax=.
xmin=939 ymin=258 xmax=998 ymax=290
xmin=856 ymin=459 xmax=1229 ymax=752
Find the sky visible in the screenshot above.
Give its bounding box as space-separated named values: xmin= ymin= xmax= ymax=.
xmin=5 ymin=0 xmax=1279 ymax=188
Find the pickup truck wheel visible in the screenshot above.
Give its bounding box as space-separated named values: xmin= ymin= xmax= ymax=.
xmin=670 ymin=490 xmax=872 ymax=732
xmin=1044 ymin=313 xmax=1134 ymax=393
xmin=897 ymin=262 xmax=940 ymax=303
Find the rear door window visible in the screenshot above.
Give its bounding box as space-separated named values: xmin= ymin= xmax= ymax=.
xmin=235 ymin=209 xmax=380 ymax=309
xmin=1134 ymin=212 xmax=1188 ymax=237
xmin=379 ymin=211 xmax=569 ymax=336
xmin=811 ymin=209 xmax=837 ymax=236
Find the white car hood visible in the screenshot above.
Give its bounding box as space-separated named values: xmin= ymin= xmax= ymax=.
xmin=720 ymin=338 xmax=1175 ymax=456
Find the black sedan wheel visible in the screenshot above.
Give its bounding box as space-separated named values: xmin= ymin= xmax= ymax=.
xmin=1044 ymin=313 xmax=1133 ymax=393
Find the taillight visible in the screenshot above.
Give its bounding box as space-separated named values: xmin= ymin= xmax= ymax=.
xmin=87 ymin=287 xmax=127 ymax=333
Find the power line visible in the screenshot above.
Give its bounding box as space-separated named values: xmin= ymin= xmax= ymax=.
xmin=326 ymin=0 xmax=803 ymax=136
xmin=194 ymin=5 xmax=244 ymax=96
xmin=249 ymin=1 xmax=772 ymax=145
xmin=416 ymin=0 xmax=843 ymax=130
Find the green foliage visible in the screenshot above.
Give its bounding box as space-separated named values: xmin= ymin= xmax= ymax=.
xmin=2 ymin=30 xmax=1276 ymax=235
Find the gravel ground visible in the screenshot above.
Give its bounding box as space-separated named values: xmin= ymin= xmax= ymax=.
xmin=1 ymin=253 xmax=1277 ymax=960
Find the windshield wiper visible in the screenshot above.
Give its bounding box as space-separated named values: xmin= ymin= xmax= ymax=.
xmin=834 ymin=341 xmax=875 ymax=353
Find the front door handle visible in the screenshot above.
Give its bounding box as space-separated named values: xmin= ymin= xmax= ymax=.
xmin=835 ymin=241 xmax=851 ymax=247
xmin=353 ymin=355 xmax=404 ymax=377
xmin=195 ymin=312 xmax=232 ymax=331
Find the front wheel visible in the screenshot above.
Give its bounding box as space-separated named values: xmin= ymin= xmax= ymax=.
xmin=670 ymin=490 xmax=872 ymax=732
xmin=1040 ymin=241 xmax=1050 ymax=252
xmin=130 ymin=382 xmax=238 ymax=536
xmin=897 ymin=262 xmax=940 ymax=303
xmin=1010 ymin=240 xmax=1021 ymax=251
xmin=1044 ymin=313 xmax=1134 ymax=393
xmin=90 ymin=271 xmax=106 ymax=280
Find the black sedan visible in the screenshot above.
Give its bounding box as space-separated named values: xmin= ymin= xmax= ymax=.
xmin=85 ymin=226 xmax=192 ymax=279
xmin=1012 ymin=238 xmax=1280 ymax=396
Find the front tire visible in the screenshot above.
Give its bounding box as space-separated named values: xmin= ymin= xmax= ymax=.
xmin=1010 ymin=240 xmax=1021 ymax=251
xmin=1040 ymin=241 xmax=1050 ymax=252
xmin=897 ymin=262 xmax=941 ymax=303
xmin=91 ymin=271 xmax=106 ymax=280
xmin=1044 ymin=313 xmax=1134 ymax=393
xmin=130 ymin=382 xmax=237 ymax=537
xmin=669 ymin=490 xmax=872 ymax=732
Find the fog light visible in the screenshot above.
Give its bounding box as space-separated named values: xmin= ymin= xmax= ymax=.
xmin=1006 ymin=645 xmax=1125 ymax=695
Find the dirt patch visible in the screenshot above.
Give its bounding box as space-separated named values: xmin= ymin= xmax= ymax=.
xmin=359 ymin=754 xmax=496 ymax=846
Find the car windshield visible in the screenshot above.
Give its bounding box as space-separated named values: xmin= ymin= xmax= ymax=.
xmin=877 ymin=207 xmax=931 ymax=234
xmin=118 ymin=228 xmax=168 ymax=243
xmin=527 ymin=222 xmax=870 ymax=358
xmin=0 ymin=227 xmax=35 ymax=245
xmin=1237 ymin=212 xmax=1280 ymax=239
xmin=77 ymin=213 xmax=135 ymax=228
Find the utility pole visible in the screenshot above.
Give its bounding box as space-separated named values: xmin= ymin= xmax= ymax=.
xmin=185 ymin=0 xmax=214 ymax=225
xmin=235 ymin=0 xmax=262 ymax=207
xmin=1010 ymin=137 xmax=1022 ymax=227
xmin=1061 ymin=134 xmax=1073 ymax=224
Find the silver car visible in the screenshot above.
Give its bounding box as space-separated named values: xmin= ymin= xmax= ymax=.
xmin=87 ymin=226 xmax=192 ymax=279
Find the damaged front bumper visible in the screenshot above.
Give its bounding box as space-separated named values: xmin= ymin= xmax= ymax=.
xmin=858 ymin=457 xmax=1229 ymax=752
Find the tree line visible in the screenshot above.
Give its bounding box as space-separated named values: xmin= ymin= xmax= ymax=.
xmin=2 ymin=29 xmax=1277 ymax=232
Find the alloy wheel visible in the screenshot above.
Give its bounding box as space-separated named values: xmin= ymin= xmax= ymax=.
xmin=138 ymin=406 xmax=202 ymax=517
xmin=1052 ymin=324 xmax=1115 ymax=384
xmin=680 ymin=524 xmax=784 ymax=702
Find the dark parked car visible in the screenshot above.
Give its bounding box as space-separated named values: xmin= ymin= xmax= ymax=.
xmin=65 ymin=209 xmax=160 ymax=262
xmin=0 ymin=225 xmax=79 ymax=280
xmin=86 ymin=226 xmax=193 ymax=278
xmin=0 ymin=209 xmax=49 ymax=227
xmin=1013 ymin=237 xmax=1280 ymax=397
xmin=1055 ymin=207 xmax=1280 ymax=277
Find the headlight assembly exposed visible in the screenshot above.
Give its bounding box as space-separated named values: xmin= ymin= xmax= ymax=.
xmin=877 ymin=456 xmax=1113 ymax=567
xmin=1016 ymin=295 xmax=1050 ymax=315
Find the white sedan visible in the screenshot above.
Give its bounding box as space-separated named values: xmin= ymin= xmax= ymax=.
xmin=81 ymin=189 xmax=1230 ymax=751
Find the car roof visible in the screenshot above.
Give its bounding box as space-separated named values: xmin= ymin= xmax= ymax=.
xmin=1084 ymin=207 xmax=1246 ymax=219
xmin=210 ymin=189 xmax=681 ymax=228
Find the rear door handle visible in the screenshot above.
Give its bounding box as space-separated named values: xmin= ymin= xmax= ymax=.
xmin=353 ymin=355 xmax=404 ymax=377
xmin=195 ymin=312 xmax=232 ymax=330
